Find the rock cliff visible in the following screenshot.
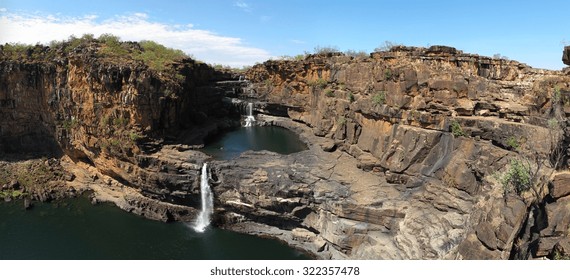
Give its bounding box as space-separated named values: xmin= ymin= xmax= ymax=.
xmin=0 ymin=39 xmax=234 ymax=220
xmin=2 ymin=40 xmax=570 ymax=259
xmin=235 ymin=46 xmax=570 ymax=259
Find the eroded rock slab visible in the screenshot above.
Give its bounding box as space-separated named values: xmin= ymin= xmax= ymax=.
xmin=209 ymin=117 xmax=532 ymax=259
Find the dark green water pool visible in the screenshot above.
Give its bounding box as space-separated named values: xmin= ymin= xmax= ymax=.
xmin=0 ymin=196 xmax=308 ymax=260
xmin=202 ymin=125 xmax=307 ymax=160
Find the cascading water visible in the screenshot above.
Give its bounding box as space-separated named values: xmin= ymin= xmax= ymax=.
xmin=244 ymin=102 xmax=255 ymax=127
xmin=193 ymin=163 xmax=214 ymax=233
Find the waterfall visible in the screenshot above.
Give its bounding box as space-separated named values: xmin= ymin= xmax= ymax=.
xmin=193 ymin=163 xmax=213 ymax=233
xmin=244 ymin=102 xmax=255 ymax=127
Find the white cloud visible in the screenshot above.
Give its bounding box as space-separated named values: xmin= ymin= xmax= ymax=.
xmin=234 ymin=1 xmax=252 ymax=12
xmin=0 ymin=8 xmax=7 ymax=13
xmin=0 ymin=10 xmax=270 ymax=67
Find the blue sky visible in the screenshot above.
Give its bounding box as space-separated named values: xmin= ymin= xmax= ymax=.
xmin=0 ymin=0 xmax=568 ymax=69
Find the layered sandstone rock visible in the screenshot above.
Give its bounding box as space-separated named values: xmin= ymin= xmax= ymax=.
xmin=0 ymin=41 xmax=233 ymax=219
xmin=238 ymin=46 xmax=570 ymax=259
xmin=3 ymin=41 xmax=570 ymax=260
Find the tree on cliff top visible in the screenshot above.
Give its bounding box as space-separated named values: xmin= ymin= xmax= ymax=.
xmin=1 ymin=33 xmax=192 ymax=73
xmin=96 ymin=34 xmax=190 ymax=71
xmin=134 ymin=40 xmax=187 ymax=71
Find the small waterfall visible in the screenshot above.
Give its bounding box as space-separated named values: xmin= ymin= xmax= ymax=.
xmin=193 ymin=163 xmax=213 ymax=233
xmin=244 ymin=102 xmax=255 ymax=127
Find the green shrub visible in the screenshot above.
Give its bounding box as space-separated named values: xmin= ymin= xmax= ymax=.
xmin=548 ymin=118 xmax=559 ymax=129
xmin=500 ymin=158 xmax=531 ymax=195
xmin=0 ymin=190 xmax=26 ymax=199
xmin=101 ymin=116 xmax=110 ymax=127
xmin=129 ymin=131 xmax=143 ymax=142
xmin=81 ymin=33 xmax=95 ymax=41
xmin=109 ymin=139 xmax=122 ymax=150
xmin=338 ymin=116 xmax=346 ymax=126
xmin=98 ymin=33 xmax=121 ymax=45
xmin=309 ymin=78 xmax=328 ymax=88
xmin=347 ymin=92 xmax=355 ymax=103
xmin=134 ymin=40 xmax=187 ymax=71
xmin=325 ymin=89 xmax=335 ymax=97
xmin=553 ymin=86 xmax=561 ymax=103
xmin=384 ymin=69 xmax=392 ymax=80
xmin=96 ymin=35 xmax=188 ymax=72
xmin=175 ymin=74 xmax=185 ymax=82
xmin=450 ymin=120 xmax=465 ymax=137
xmin=1 ymin=43 xmax=34 ymax=59
xmin=97 ymin=34 xmax=129 ymax=57
xmin=113 ymin=117 xmax=129 ymax=127
xmin=64 ymin=35 xmax=83 ymax=53
xmin=294 ymin=54 xmax=305 ymax=60
xmin=372 ymin=91 xmax=386 ymax=105
xmin=62 ymin=119 xmax=78 ymax=131
xmin=506 ymin=136 xmax=520 ymax=150
xmin=552 ymin=250 xmax=570 ymax=260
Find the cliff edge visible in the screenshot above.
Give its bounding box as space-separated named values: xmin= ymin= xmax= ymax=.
xmin=2 ymin=39 xmax=570 ymax=259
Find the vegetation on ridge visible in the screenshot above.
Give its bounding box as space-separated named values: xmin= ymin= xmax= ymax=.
xmin=0 ymin=33 xmax=190 ymax=73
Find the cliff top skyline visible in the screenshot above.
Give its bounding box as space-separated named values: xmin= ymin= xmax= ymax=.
xmin=1 ymin=0 xmax=568 ymax=69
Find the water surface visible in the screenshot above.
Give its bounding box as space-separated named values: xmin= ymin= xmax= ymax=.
xmin=0 ymin=196 xmax=308 ymax=260
xmin=202 ymin=125 xmax=307 ymax=160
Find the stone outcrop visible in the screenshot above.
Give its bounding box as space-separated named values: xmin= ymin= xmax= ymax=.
xmin=3 ymin=41 xmax=570 ymax=259
xmin=0 ymin=41 xmax=236 ymax=219
xmin=237 ymin=46 xmax=570 ymax=259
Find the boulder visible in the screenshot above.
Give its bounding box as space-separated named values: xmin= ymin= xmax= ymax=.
xmin=551 ymin=172 xmax=570 ymax=199
xmin=537 ymin=237 xmax=560 ymax=257
xmin=292 ymin=228 xmax=316 ymax=242
xmin=476 ymin=222 xmax=498 ymax=250
xmin=553 ymin=238 xmax=570 ymax=259
xmin=542 ymin=196 xmax=570 ymax=237
xmin=23 ymin=198 xmax=33 ymax=210
xmin=320 ymin=140 xmax=336 ymax=152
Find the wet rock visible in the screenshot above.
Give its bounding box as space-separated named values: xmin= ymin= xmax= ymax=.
xmin=23 ymin=197 xmax=32 ymax=210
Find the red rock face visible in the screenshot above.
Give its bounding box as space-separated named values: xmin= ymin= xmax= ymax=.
xmin=3 ymin=43 xmax=570 ymax=259
xmin=0 ymin=43 xmax=229 ymax=221
xmin=240 ymin=46 xmax=570 ymax=259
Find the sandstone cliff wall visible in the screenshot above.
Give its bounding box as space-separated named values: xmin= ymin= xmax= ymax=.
xmin=240 ymin=46 xmax=570 ymax=259
xmin=3 ymin=42 xmax=570 ymax=259
xmin=0 ymin=42 xmax=233 ymax=212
